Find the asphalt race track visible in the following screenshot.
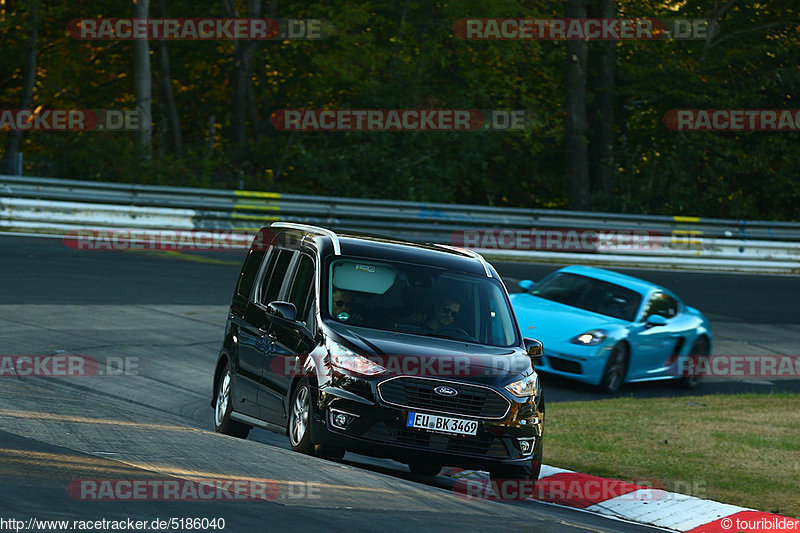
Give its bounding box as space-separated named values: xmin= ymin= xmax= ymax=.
xmin=1 ymin=234 xmax=798 ymax=532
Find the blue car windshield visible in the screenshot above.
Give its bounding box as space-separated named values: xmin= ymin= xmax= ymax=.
xmin=531 ymin=273 xmax=642 ymax=321
xmin=326 ymin=258 xmax=518 ymax=347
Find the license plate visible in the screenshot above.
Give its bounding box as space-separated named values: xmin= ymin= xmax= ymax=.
xmin=406 ymin=411 xmax=478 ymax=436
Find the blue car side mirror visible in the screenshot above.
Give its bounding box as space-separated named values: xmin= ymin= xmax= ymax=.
xmin=645 ymin=314 xmax=667 ymax=328
xmin=518 ymin=280 xmax=535 ymax=292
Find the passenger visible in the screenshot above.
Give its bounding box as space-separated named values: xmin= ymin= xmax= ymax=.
xmin=425 ymin=297 xmax=461 ymax=331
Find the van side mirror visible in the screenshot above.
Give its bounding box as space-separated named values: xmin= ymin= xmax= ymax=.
xmin=267 ymin=301 xmax=297 ymax=322
xmin=523 ymin=338 xmax=543 ymax=365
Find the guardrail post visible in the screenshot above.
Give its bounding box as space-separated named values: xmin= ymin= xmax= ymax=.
xmin=13 ymin=153 xmax=23 ymax=176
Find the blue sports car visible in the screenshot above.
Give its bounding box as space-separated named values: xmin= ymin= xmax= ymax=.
xmin=509 ymin=266 xmax=713 ymax=393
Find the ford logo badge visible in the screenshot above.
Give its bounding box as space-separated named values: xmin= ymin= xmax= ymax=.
xmin=434 ymin=386 xmax=458 ymax=397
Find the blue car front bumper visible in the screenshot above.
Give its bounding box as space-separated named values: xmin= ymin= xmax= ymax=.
xmin=536 ymin=346 xmax=615 ymax=387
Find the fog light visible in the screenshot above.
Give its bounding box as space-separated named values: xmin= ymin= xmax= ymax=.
xmin=329 ymin=409 xmax=358 ymax=430
xmin=517 ymin=438 xmax=535 ymax=455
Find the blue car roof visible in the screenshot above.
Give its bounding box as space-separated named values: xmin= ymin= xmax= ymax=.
xmin=556 ymin=265 xmax=662 ymax=296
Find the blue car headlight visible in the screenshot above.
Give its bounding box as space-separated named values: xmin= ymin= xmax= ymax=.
xmin=570 ymin=329 xmax=607 ymax=346
xmin=506 ymin=372 xmax=540 ymax=398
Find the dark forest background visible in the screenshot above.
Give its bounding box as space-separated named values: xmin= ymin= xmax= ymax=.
xmin=1 ymin=0 xmax=798 ymax=220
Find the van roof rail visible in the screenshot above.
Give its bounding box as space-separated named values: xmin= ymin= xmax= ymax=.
xmin=433 ymin=244 xmax=492 ymax=277
xmin=271 ymin=222 xmax=341 ymax=255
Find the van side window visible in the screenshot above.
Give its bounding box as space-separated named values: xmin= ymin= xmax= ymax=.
xmin=288 ymin=255 xmax=315 ymax=323
xmin=260 ymin=249 xmax=293 ymax=304
xmin=236 ymin=250 xmax=265 ymax=298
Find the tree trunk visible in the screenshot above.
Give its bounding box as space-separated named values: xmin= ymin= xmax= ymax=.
xmin=392 ymin=0 xmax=409 ymax=57
xmin=564 ymin=0 xmax=590 ymax=210
xmin=227 ymin=0 xmax=264 ymax=156
xmin=255 ymin=0 xmax=278 ymax=137
xmin=0 ymin=0 xmax=38 ymax=175
xmin=207 ymin=115 xmax=216 ymax=157
xmin=588 ymin=0 xmax=616 ymax=198
xmin=157 ymin=0 xmax=183 ymax=156
xmin=133 ymin=0 xmax=152 ymax=160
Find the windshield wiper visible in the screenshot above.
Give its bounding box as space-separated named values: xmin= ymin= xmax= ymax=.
xmin=424 ymin=332 xmax=474 ymax=344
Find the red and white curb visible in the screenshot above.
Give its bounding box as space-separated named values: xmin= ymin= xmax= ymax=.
xmin=441 ymin=466 xmax=799 ymax=532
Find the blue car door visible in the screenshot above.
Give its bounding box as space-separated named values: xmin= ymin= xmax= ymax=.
xmin=627 ymin=292 xmax=682 ymax=380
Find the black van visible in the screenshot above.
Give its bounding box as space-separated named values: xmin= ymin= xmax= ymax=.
xmin=212 ymin=222 xmax=545 ymax=484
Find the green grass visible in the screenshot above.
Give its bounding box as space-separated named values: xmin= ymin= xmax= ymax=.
xmin=544 ymin=393 xmax=800 ymax=518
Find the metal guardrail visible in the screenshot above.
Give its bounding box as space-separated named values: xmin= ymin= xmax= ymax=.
xmin=1 ymin=174 xmax=799 ymax=273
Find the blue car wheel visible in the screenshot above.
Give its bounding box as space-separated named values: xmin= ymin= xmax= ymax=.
xmin=600 ymin=343 xmax=629 ymax=394
xmin=679 ymin=337 xmax=710 ymax=390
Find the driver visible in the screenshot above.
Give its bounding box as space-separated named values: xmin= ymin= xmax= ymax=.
xmin=425 ymin=297 xmax=461 ymax=331
xmin=331 ymin=288 xmax=364 ymax=325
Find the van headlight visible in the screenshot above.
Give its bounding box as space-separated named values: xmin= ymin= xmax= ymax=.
xmin=506 ymin=372 xmax=539 ymax=398
xmin=327 ymin=339 xmax=386 ymax=376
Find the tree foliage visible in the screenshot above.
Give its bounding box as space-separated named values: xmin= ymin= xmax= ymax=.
xmin=0 ymin=0 xmax=797 ymax=219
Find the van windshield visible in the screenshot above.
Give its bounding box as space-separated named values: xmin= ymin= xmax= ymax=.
xmin=325 ymin=258 xmax=518 ymax=347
